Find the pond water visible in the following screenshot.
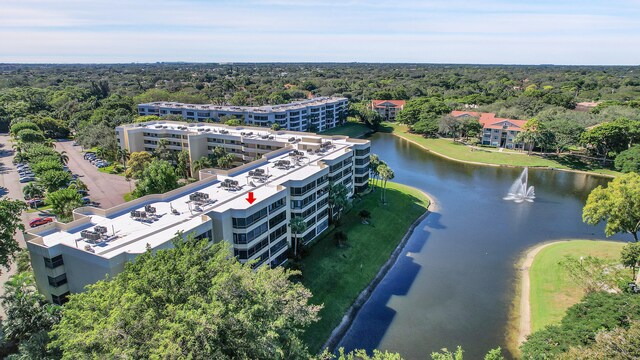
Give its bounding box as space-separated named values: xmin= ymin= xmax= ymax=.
xmin=337 ymin=132 xmax=624 ymax=359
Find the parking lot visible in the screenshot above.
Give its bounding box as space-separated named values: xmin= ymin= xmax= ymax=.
xmin=56 ymin=140 xmax=131 ymax=208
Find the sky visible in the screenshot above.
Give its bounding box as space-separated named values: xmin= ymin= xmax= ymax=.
xmin=1 ymin=0 xmax=639 ymax=65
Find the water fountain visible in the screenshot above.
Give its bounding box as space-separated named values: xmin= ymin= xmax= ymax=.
xmin=503 ymin=167 xmax=535 ymax=203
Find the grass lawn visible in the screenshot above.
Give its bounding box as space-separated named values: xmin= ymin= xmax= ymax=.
xmin=26 ymin=204 xmax=53 ymax=213
xmin=381 ymin=122 xmax=620 ymax=177
xmin=529 ymin=240 xmax=626 ymax=332
xmin=98 ymin=164 xmax=124 ymax=176
xmin=320 ymin=121 xmax=373 ymax=139
xmin=299 ymin=182 xmax=430 ymax=352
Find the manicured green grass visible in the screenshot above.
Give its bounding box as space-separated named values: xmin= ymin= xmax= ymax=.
xmin=26 ymin=204 xmax=53 ymax=213
xmin=382 ymin=123 xmax=620 ymax=177
xmin=320 ymin=121 xmax=373 ymax=138
xmin=529 ymin=240 xmax=625 ymax=332
xmin=299 ymin=182 xmax=430 ymax=352
xmin=97 ymin=164 xmax=124 ymax=175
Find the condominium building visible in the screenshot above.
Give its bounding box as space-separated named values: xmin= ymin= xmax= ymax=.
xmin=137 ymin=97 xmax=348 ymax=132
xmin=371 ymin=100 xmax=406 ymax=121
xmin=451 ymin=111 xmax=527 ymax=149
xmin=26 ymin=121 xmax=370 ymax=305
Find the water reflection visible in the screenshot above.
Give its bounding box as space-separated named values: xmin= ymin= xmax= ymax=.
xmin=338 ymin=133 xmax=621 ymax=359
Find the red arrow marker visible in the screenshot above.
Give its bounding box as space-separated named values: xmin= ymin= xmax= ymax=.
xmin=246 ymin=191 xmax=256 ymax=204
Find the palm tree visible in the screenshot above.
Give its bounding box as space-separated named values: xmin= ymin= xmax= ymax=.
xmin=328 ymin=183 xmax=349 ymax=223
xmin=68 ymin=179 xmax=88 ymax=192
xmin=358 ymin=209 xmax=371 ymax=224
xmin=117 ymin=148 xmax=130 ymax=168
xmin=43 ymin=138 xmax=56 ymax=148
xmin=377 ymin=164 xmax=394 ymax=205
xmin=192 ymin=157 xmax=212 ymax=175
xmin=216 ymin=153 xmax=235 ymax=169
xmin=95 ymin=147 xmax=106 ymax=160
xmin=155 ymin=139 xmax=171 ymax=161
xmin=23 ymin=183 xmax=45 ymax=200
xmin=288 ymin=216 xmax=308 ymax=258
xmin=369 ymin=154 xmax=380 ymax=188
xmin=58 ymin=151 xmax=69 ymax=165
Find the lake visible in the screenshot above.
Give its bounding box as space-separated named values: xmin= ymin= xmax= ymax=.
xmin=337 ymin=132 xmax=623 ymax=359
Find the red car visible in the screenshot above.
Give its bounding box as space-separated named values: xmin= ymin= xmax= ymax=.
xmin=29 ymin=217 xmax=53 ymax=228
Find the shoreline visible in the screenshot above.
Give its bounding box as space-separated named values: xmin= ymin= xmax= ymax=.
xmin=319 ymin=187 xmax=437 ymax=352
xmin=513 ymin=241 xmax=564 ymax=348
xmin=382 ymin=128 xmax=616 ymax=179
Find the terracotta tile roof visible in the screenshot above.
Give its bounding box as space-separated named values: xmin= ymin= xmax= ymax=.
xmin=451 ymin=111 xmax=527 ymax=132
xmin=371 ymin=100 xmax=406 ymax=109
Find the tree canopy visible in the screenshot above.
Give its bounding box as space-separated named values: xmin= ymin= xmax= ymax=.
xmin=0 ymin=199 xmax=27 ymax=273
xmin=50 ymin=238 xmax=321 ymax=359
xmin=132 ymin=159 xmax=180 ymax=198
xmin=582 ymin=172 xmax=640 ymax=241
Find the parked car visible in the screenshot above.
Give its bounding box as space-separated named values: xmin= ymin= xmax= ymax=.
xmin=16 ymin=163 xmax=29 ymax=169
xmin=29 ymin=217 xmax=53 ymax=228
xmin=19 ymin=176 xmax=35 ymax=183
xmin=81 ymin=196 xmax=92 ymax=205
xmin=83 ymin=152 xmax=96 ymax=160
xmin=96 ymin=162 xmax=110 ymax=168
xmin=78 ymin=190 xmax=88 ymax=196
xmin=72 ymin=142 xmax=79 ymax=146
xmin=70 ymin=173 xmax=80 ymax=180
xmin=27 ymin=199 xmax=45 ymax=209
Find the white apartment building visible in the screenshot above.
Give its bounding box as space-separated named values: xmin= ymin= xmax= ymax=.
xmin=26 ymin=122 xmax=370 ymax=305
xmin=137 ymin=97 xmax=348 ymax=132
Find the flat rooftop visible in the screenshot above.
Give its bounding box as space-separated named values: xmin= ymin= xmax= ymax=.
xmin=138 ymin=96 xmax=346 ymax=113
xmin=29 ymin=136 xmax=357 ymax=259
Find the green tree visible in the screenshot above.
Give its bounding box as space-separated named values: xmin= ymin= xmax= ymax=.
xmin=328 ymin=183 xmax=349 ymax=222
xmin=557 ymin=321 xmax=640 ymax=360
xmin=520 ymin=292 xmax=640 ymax=359
xmin=225 ymin=118 xmax=242 ymax=126
xmin=191 ymin=157 xmax=211 ymax=175
xmin=38 ymin=169 xmax=71 ymax=193
xmin=289 ymin=216 xmax=308 ymax=258
xmin=132 ymin=159 xmax=179 ymax=198
xmin=545 ymin=118 xmax=584 ymax=154
xmin=515 ymin=118 xmax=544 ymax=154
xmin=22 ymin=183 xmax=44 ymax=200
xmin=0 ymin=199 xmax=27 ymax=273
xmin=9 ymin=122 xmax=39 ymax=136
xmin=30 ymin=160 xmax=63 ymax=175
xmin=271 ymin=123 xmax=281 ymax=131
xmin=559 ymin=255 xmax=625 ymax=293
xmin=154 ymin=139 xmax=174 ymax=162
xmin=620 ymin=242 xmax=640 ymax=279
xmin=46 ymin=188 xmax=82 ymax=222
xmin=580 ymin=121 xmax=628 ymax=164
xmin=50 ymin=239 xmax=320 ymax=359
xmin=319 ymin=347 xmax=404 ymax=360
xmin=582 ymin=172 xmax=640 ymax=241
xmin=369 ymin=154 xmax=381 ymax=188
xmin=176 ymin=149 xmax=191 ymax=179
xmin=1 ymin=272 xmax=61 ymax=344
xmin=358 ymin=209 xmax=371 ymax=224
xmin=116 ymin=147 xmax=130 ymax=168
xmin=438 ymin=114 xmax=464 ymax=140
xmin=17 ymin=129 xmax=45 ymax=144
xmin=124 ymin=151 xmax=153 ymax=179
xmin=378 ymin=164 xmax=395 ymax=204
xmin=216 ymin=153 xmax=235 ymax=169
xmin=58 ymin=150 xmax=69 ymax=165
xmin=614 ymin=145 xmax=640 ymax=173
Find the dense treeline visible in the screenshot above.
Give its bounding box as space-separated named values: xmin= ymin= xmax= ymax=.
xmin=2 ymin=63 xmax=639 ymax=160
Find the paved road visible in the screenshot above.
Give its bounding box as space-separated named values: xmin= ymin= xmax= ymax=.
xmin=0 ymin=134 xmax=41 ymax=317
xmin=56 ymin=140 xmax=131 ymax=208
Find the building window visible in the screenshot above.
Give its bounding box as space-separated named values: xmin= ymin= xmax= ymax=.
xmin=48 ymin=273 xmax=68 ymax=288
xmin=51 ymin=291 xmax=70 ymax=305
xmin=44 ymin=255 xmax=64 ymax=269
xmin=232 ymin=207 xmax=268 ymax=229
